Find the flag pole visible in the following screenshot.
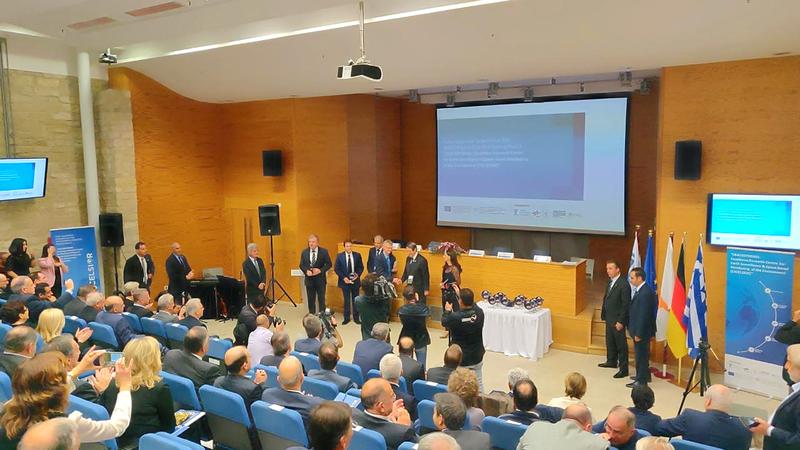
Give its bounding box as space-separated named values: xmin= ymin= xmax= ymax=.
xmin=677 ymin=231 xmax=687 ymax=385
xmin=698 ymin=232 xmax=722 ymax=365
xmin=661 ymin=230 xmax=674 ymax=378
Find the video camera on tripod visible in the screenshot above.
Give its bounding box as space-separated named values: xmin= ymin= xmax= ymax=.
xmin=373 ymin=276 xmax=397 ymax=299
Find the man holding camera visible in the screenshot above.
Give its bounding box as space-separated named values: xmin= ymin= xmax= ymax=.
xmin=355 ymin=274 xmax=392 ymax=341
xmin=334 ymin=240 xmax=364 ymax=325
xmin=295 ymin=313 xmax=344 ymax=354
xmin=442 ymin=287 xmax=486 ymax=391
xmin=401 ymin=242 xmax=430 ymax=305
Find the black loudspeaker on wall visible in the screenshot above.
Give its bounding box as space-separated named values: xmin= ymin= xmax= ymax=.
xmin=99 ymin=213 xmax=124 ymax=247
xmin=258 ymin=204 xmax=281 ymax=236
xmin=675 ymin=140 xmax=702 ymax=180
xmin=262 ymin=150 xmax=283 ymax=177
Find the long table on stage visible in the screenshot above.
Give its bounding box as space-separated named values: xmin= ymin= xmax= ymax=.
xmin=325 ymin=244 xmax=591 ymax=352
xmin=477 ymin=302 xmax=552 ymax=361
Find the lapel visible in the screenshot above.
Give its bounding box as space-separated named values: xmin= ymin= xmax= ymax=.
xmin=775 ymin=387 xmax=800 ymax=418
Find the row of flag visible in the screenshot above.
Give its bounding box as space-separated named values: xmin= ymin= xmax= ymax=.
xmin=628 ymin=228 xmax=708 ymax=360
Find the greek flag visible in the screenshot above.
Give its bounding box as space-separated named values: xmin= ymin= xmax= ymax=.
xmin=684 ymin=240 xmax=708 ymax=359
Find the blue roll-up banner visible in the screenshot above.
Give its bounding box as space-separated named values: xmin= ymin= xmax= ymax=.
xmin=724 ymin=247 xmax=794 ymax=398
xmin=50 ymin=226 xmax=103 ymax=293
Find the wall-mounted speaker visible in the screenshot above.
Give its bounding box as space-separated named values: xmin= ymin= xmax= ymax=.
xmin=258 ymin=204 xmax=281 ymax=236
xmin=99 ymin=213 xmax=124 ymax=247
xmin=262 ymin=150 xmax=283 ymax=176
xmin=675 ymin=140 xmax=702 ymax=180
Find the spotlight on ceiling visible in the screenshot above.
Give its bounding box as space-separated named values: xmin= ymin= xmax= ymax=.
xmin=487 ymin=82 xmax=499 ymax=98
xmin=523 ymin=87 xmax=534 ymax=102
xmin=446 ymin=93 xmax=456 ymax=107
xmin=408 ymin=89 xmax=419 ymax=103
xmin=99 ymin=48 xmax=118 ymax=65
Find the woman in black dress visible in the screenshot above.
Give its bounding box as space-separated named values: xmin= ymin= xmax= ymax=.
xmin=440 ymin=250 xmax=462 ymax=338
xmin=5 ymin=239 xmax=32 ymax=280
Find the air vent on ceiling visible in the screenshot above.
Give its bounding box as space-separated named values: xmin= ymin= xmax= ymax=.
xmin=67 ymin=17 xmax=115 ymax=30
xmin=126 ymin=1 xmax=185 ymax=17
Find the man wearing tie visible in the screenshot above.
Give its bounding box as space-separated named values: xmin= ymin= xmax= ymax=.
xmin=299 ymin=234 xmax=332 ymax=314
xmin=626 ymin=267 xmax=657 ymax=388
xmin=242 ymin=243 xmax=267 ymax=301
xmin=373 ymin=240 xmax=400 ymax=284
xmin=165 ymin=242 xmax=194 ymax=304
xmin=366 ymin=234 xmax=384 ymax=273
xmin=598 ymin=259 xmax=631 ymax=379
xmin=334 ymin=240 xmax=364 ymax=324
xmin=401 ymin=242 xmax=430 ymax=304
xmin=752 ymin=344 xmax=800 ymax=450
xmin=123 ymin=241 xmax=155 ymax=291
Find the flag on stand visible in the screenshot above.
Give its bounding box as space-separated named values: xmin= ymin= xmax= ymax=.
xmin=684 ymin=239 xmax=708 ymax=359
xmin=667 ymin=237 xmax=688 ymax=359
xmin=643 ymin=231 xmax=657 ymax=291
xmin=655 ymin=235 xmax=674 ymax=342
xmin=629 ymin=228 xmax=642 ymax=274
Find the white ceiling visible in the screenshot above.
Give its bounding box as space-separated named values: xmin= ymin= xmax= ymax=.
xmin=2 ymin=0 xmax=799 ymax=102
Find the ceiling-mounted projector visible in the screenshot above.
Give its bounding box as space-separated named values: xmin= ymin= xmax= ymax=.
xmin=338 ymin=1 xmax=382 ymax=82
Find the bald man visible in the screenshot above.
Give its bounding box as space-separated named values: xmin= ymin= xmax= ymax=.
xmin=261 ymin=355 xmax=323 ymax=424
xmin=18 ymin=417 xmax=80 ymax=450
xmin=753 ymin=343 xmax=800 ymax=450
xmin=654 ymin=384 xmax=750 ymax=450
xmin=354 ymin=378 xmax=417 ymax=450
xmin=599 ymin=406 xmax=640 ymax=450
xmin=519 ymin=404 xmax=608 ymax=450
xmin=398 ymin=337 xmax=424 ymax=394
xmin=95 ymin=295 xmax=139 ymax=348
xmin=214 ymin=346 xmax=267 ymax=408
xmin=166 ymin=242 xmax=193 ymax=303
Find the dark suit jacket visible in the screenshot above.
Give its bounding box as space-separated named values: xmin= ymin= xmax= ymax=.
xmin=165 ymin=253 xmax=192 ymax=299
xmin=366 ymin=247 xmax=383 ymax=273
xmin=9 ymin=293 xmax=52 ymax=324
xmin=242 ymin=257 xmax=267 ymax=300
xmin=214 ymin=374 xmax=264 ymax=408
xmin=178 ymin=315 xmax=205 ymax=329
xmin=765 ymin=388 xmax=800 ymax=450
xmin=628 ymin=283 xmax=657 ymax=339
xmin=391 ymin=382 xmax=417 ymax=420
xmin=95 ymin=311 xmax=137 ymax=348
xmin=775 ymin=321 xmax=800 ymax=385
xmin=655 ymin=408 xmax=751 ymax=450
xmin=445 ymin=429 xmax=491 ymax=450
xmin=63 ymin=297 xmax=98 ymax=323
xmin=261 ymin=387 xmax=324 ymax=424
xmin=499 ymin=409 xmax=542 ymax=426
xmin=260 ymin=354 xmax=287 ymax=368
xmin=101 ymin=380 xmax=176 ymax=447
xmin=373 ymin=252 xmax=397 ymax=280
xmin=334 ymin=251 xmax=364 ymax=288
xmin=123 ymin=254 xmax=155 ymax=289
xmin=307 ymin=369 xmax=356 ymax=393
xmin=399 ymin=354 xmax=424 ymax=394
xmin=401 ymin=254 xmax=430 ymax=293
xmin=352 ymin=410 xmax=418 ymax=450
xmin=299 ymin=247 xmax=332 ymax=286
xmin=600 ymin=275 xmax=631 ymax=325
xmin=442 ymin=306 xmax=485 ymax=366
xmin=426 ymin=366 xmax=456 ymax=386
xmin=163 ymin=349 xmax=223 ymax=390
xmin=294 ymin=338 xmax=322 ymax=355
xmin=352 ymin=338 xmax=393 ymax=377
xmin=592 ymin=407 xmax=662 ymax=436
xmin=129 ymin=303 xmax=154 ymax=319
xmin=0 ymin=353 xmax=29 ymax=377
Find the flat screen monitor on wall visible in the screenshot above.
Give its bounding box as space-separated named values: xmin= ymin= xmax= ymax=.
xmin=436 ymin=96 xmax=629 ymax=235
xmin=707 ymin=193 xmax=800 ymax=251
xmin=0 ymin=158 xmax=48 ymax=202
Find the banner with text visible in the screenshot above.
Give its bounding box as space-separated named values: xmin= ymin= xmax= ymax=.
xmin=50 ymin=226 xmax=102 ymax=292
xmin=725 ymin=247 xmax=794 ymax=398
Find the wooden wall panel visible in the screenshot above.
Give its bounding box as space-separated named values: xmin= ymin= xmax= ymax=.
xmin=656 ymin=56 xmax=800 ymax=359
xmin=346 ymin=96 xmax=379 ymax=243
xmin=375 ymin=97 xmax=403 ymax=239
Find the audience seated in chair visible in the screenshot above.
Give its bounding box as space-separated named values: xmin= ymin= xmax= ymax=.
xmin=95 ymin=295 xmax=139 ymax=348
xmin=214 ymin=345 xmax=267 ymax=409
xmin=418 ymin=432 xmax=460 ymax=450
xmin=448 ymin=368 xmax=484 ymax=430
xmin=163 ymin=325 xmax=223 ymax=390
xmin=261 ymin=355 xmax=323 ymax=425
xmin=592 ymin=384 xmax=661 ymax=435
xmin=260 ymin=329 xmax=294 ymax=368
xmin=17 ymin=417 xmax=81 ymax=450
xmin=296 ymin=314 xmax=344 ymax=356
xmin=381 ymin=353 xmax=417 ymax=420
xmin=37 ymin=308 xmax=92 ymax=346
xmin=497 ymin=379 xmax=540 ymax=426
xmin=304 ymin=401 xmax=355 ymax=450
xmin=635 ymin=436 xmax=674 ymax=450
xmin=153 ymin=292 xmax=181 ymax=323
xmin=653 ymin=384 xmax=751 ymax=450
xmin=548 ymin=372 xmax=590 ymax=411
xmin=518 ymin=404 xmax=608 ymax=450
xmin=177 ymin=298 xmax=206 ymax=329
xmin=8 ymin=276 xmax=54 ymax=324
xmin=488 ymin=367 xmax=563 ymax=423
xmin=80 ymin=292 xmax=105 ymax=324
xmin=248 ymin=313 xmax=281 ymax=364
xmin=308 ymin=341 xmax=357 ymax=393
xmin=0 ymin=300 xmax=28 ymax=327
xmin=353 ymin=378 xmax=417 ymax=450
xmin=398 ymin=337 xmax=424 ymax=395
xmin=597 ymin=406 xmax=641 ymax=450
xmin=353 ymin=322 xmax=393 ymax=377
xmin=431 ymin=392 xmax=490 ymax=450
xmin=235 ymin=295 xmax=269 ymax=346
xmin=99 ymin=336 xmax=175 ymax=447
xmin=128 ymin=289 xmax=154 ymax=319
xmin=0 ymin=326 xmax=37 ymax=377
xmin=427 ymin=344 xmax=461 ymax=386
xmin=62 ymin=285 xmax=98 ymax=322
xmin=43 ymin=335 xmax=112 ymax=402
xmin=121 ymin=281 xmax=139 ymax=311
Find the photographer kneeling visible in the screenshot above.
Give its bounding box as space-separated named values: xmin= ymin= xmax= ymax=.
xmin=355 ymin=274 xmax=393 ymax=341
xmin=295 ymin=312 xmax=344 ymax=355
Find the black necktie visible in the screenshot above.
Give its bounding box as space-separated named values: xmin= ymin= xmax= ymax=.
xmin=347 ymin=254 xmax=353 ymax=273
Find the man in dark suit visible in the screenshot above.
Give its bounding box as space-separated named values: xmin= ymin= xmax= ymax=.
xmin=177 ymin=298 xmax=205 ymax=328
xmin=242 ymin=243 xmax=267 ymax=302
xmin=401 ymin=242 xmax=430 ymax=304
xmin=123 ymin=241 xmax=155 ymax=291
xmin=128 ymin=289 xmax=154 ymax=319
xmin=308 ymin=341 xmax=357 ymax=393
xmin=80 ymin=292 xmax=105 ymax=323
xmin=8 ymin=276 xmax=53 ymax=323
xmin=260 ymin=331 xmax=296 ymax=369
xmin=599 ymin=406 xmax=642 ymax=450
xmin=398 ymin=337 xmax=424 ymax=394
xmin=752 ymin=343 xmax=800 ymax=450
xmin=295 ymin=314 xmax=344 ymax=355
xmin=373 ymin=240 xmax=399 ymax=283
xmin=261 ymin=356 xmax=324 ymax=424
xmin=598 ymin=259 xmax=632 ymax=379
xmin=352 ymin=322 xmax=393 ymax=377
xmin=334 ymin=240 xmax=364 ymax=324
xmin=427 ymin=344 xmax=462 ymax=385
xmin=163 ymin=326 xmax=223 ymax=390
xmin=381 ymin=353 xmax=417 ymax=420
xmin=63 ymin=285 xmax=97 ymax=317
xmin=95 ymin=296 xmax=138 ymax=348
xmin=214 ymin=346 xmax=266 ymax=408
xmin=165 ymin=242 xmax=193 ymax=303
xmin=776 ymin=309 xmax=800 ymax=387
xmin=354 ymin=378 xmax=417 ymax=450
xmin=366 ymin=235 xmax=384 ymax=274
xmin=432 ymin=393 xmax=490 ymax=450
xmin=498 ymin=379 xmax=542 ymax=426
xmin=0 ymin=326 xmax=37 ymax=376
xmin=655 ymin=384 xmax=751 ymax=450
xmin=299 ymin=234 xmax=332 ymax=314
xmin=626 ymin=267 xmax=658 ymax=388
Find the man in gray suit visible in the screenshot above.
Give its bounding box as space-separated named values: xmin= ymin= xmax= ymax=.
xmin=153 ymin=293 xmax=182 ymax=323
xmin=162 ymin=326 xmax=223 ymax=389
xmin=431 ymin=393 xmax=489 ymax=450
xmin=518 ymin=404 xmax=609 ymax=450
xmin=307 ymin=341 xmax=357 ymax=392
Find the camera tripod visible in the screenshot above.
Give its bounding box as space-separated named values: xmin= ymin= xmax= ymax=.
xmin=266 ymin=234 xmax=297 ymax=308
xmin=677 ymin=339 xmax=712 ymax=415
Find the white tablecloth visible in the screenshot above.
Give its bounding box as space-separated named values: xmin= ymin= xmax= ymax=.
xmin=477 ymin=302 xmax=553 ymax=361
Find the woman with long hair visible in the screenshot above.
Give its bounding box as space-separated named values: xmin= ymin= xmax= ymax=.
xmin=5 ymin=239 xmax=33 ymax=279
xmin=100 ymin=337 xmax=175 ymax=447
xmin=440 ymin=250 xmax=462 ymax=338
xmin=0 ymin=352 xmax=132 ymax=448
xmin=35 ymin=309 xmax=92 ymax=345
xmin=39 ymin=244 xmax=68 ymax=298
